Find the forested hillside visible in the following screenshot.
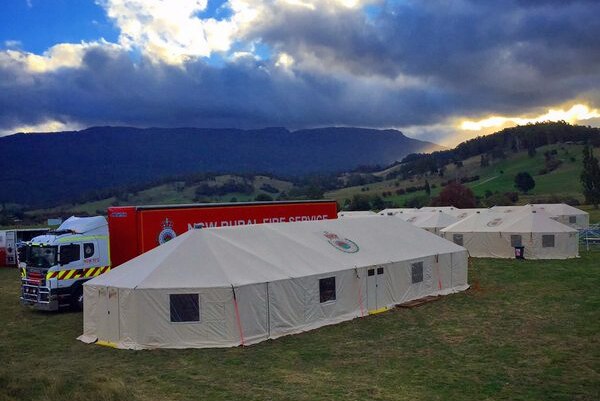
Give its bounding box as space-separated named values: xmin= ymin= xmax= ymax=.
xmin=0 ymin=126 xmax=440 ymax=206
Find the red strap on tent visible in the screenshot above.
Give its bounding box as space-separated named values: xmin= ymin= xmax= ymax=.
xmin=355 ymin=268 xmax=365 ymax=317
xmin=231 ymin=285 xmax=245 ymax=346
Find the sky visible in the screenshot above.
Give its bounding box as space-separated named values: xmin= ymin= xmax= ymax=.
xmin=1 ymin=0 xmax=599 ymax=146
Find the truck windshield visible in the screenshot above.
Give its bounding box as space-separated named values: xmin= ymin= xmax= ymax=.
xmin=25 ymin=246 xmax=57 ymax=268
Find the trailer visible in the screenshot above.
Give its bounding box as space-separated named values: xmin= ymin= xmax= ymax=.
xmin=0 ymin=228 xmax=49 ymax=267
xmin=108 ymin=200 xmax=338 ymax=267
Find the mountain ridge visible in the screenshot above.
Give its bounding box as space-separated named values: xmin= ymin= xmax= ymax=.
xmin=0 ymin=126 xmax=442 ymax=206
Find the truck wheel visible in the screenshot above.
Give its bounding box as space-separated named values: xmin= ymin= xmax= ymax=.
xmin=71 ymin=286 xmax=84 ymax=311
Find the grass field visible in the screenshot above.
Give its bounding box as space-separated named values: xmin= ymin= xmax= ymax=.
xmin=1 ymin=251 xmax=599 ymax=401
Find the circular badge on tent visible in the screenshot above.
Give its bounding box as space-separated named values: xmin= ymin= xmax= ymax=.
xmin=323 ymin=231 xmax=359 ymax=253
xmin=158 ymin=218 xmax=177 ymax=244
xmin=457 ymin=212 xmax=468 ymax=219
xmin=486 ymin=218 xmax=503 ymax=227
xmin=407 ymin=217 xmax=417 ymax=223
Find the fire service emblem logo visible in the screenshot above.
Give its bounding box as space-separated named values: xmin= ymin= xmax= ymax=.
xmin=324 ymin=231 xmax=359 ymax=253
xmin=158 ymin=218 xmax=177 ymax=244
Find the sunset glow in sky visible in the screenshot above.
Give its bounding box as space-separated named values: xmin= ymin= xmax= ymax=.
xmin=460 ymin=104 xmax=600 ymax=131
xmin=1 ymin=0 xmax=599 ymax=145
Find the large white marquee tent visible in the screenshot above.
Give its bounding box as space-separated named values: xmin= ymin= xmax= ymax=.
xmin=441 ymin=210 xmax=579 ymax=259
xmin=79 ymin=218 xmax=468 ymax=349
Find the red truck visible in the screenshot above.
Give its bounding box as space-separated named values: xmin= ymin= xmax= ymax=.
xmin=108 ymin=200 xmax=338 ymax=267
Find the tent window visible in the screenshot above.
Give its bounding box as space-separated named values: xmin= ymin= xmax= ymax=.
xmin=319 ymin=277 xmax=336 ymax=303
xmin=453 ymin=234 xmax=463 ymax=246
xmin=510 ymin=235 xmax=522 ymax=247
xmin=542 ymin=235 xmax=555 ymax=248
xmin=377 ymin=267 xmax=384 ymax=275
xmin=568 ymin=216 xmax=576 ymax=224
xmin=411 ymin=262 xmax=423 ymax=284
xmin=170 ymin=294 xmax=200 ymax=323
xmin=367 ymin=269 xmax=375 ymax=276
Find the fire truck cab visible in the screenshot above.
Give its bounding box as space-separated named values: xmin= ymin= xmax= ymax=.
xmin=20 ymin=216 xmax=109 ymax=311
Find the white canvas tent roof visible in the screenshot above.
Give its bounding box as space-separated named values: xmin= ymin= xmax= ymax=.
xmin=81 ymin=217 xmax=469 ymax=349
xmin=489 ymin=204 xmax=589 ymax=228
xmin=445 ymin=208 xmax=490 ymax=219
xmin=525 ymin=203 xmax=588 ymax=217
xmin=528 ymin=203 xmax=590 ymax=228
xmin=378 ymin=208 xmax=418 ymax=216
xmin=90 ymin=217 xmax=464 ymax=289
xmin=395 ymin=211 xmax=459 ymax=233
xmin=490 ymin=205 xmax=523 ymax=213
xmin=337 ymin=210 xmax=377 ymax=217
xmin=504 ymin=210 xmax=577 ymax=233
xmin=420 ymin=206 xmax=457 ymax=213
xmin=442 ymin=210 xmax=575 ymax=234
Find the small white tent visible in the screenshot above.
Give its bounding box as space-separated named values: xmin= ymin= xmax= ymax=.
xmin=79 ymin=218 xmax=468 ymax=349
xmin=441 ymin=210 xmax=578 ymax=259
xmin=395 ymin=211 xmax=459 ymax=235
xmin=525 ymin=204 xmax=589 ymax=229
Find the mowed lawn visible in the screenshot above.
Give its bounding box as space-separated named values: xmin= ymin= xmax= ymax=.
xmin=1 ymin=252 xmax=599 ymax=401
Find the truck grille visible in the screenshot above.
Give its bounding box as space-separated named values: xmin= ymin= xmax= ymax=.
xmin=24 ymin=270 xmax=46 ymax=287
xmin=27 ymin=271 xmax=44 ymax=280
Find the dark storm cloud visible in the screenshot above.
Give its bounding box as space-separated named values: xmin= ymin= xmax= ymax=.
xmin=0 ymin=45 xmax=456 ymax=130
xmin=250 ymin=0 xmax=600 ymax=116
xmin=0 ymin=0 xmax=599 ymax=136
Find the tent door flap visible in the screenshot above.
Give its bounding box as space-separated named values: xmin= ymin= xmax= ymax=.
xmin=366 ymin=267 xmax=385 ymax=312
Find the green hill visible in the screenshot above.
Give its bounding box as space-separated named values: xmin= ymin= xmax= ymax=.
xmin=327 ymin=143 xmax=587 ymax=208
xmin=23 ymin=175 xmax=295 ymax=222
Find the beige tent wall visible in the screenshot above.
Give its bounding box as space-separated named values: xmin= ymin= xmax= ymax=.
xmin=80 ymin=284 xmax=101 ymax=343
xmin=386 ymin=259 xmax=432 ymax=304
xmin=552 ymin=214 xmax=589 ymax=229
xmin=267 ymin=269 xmax=362 ymax=340
xmin=446 ymin=232 xmax=514 ymax=258
xmin=444 ymin=231 xmax=578 ymax=259
xmin=117 ymin=288 xmax=137 ymax=347
xmin=266 ymin=251 xmax=469 ymax=342
xmin=236 ymin=283 xmax=269 ymax=346
xmin=385 ymin=252 xmax=468 ymax=303
xmin=579 ymin=214 xmax=590 ymax=229
xmin=520 ymin=232 xmax=579 ymax=259
xmin=132 ymin=288 xmax=238 ymax=349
